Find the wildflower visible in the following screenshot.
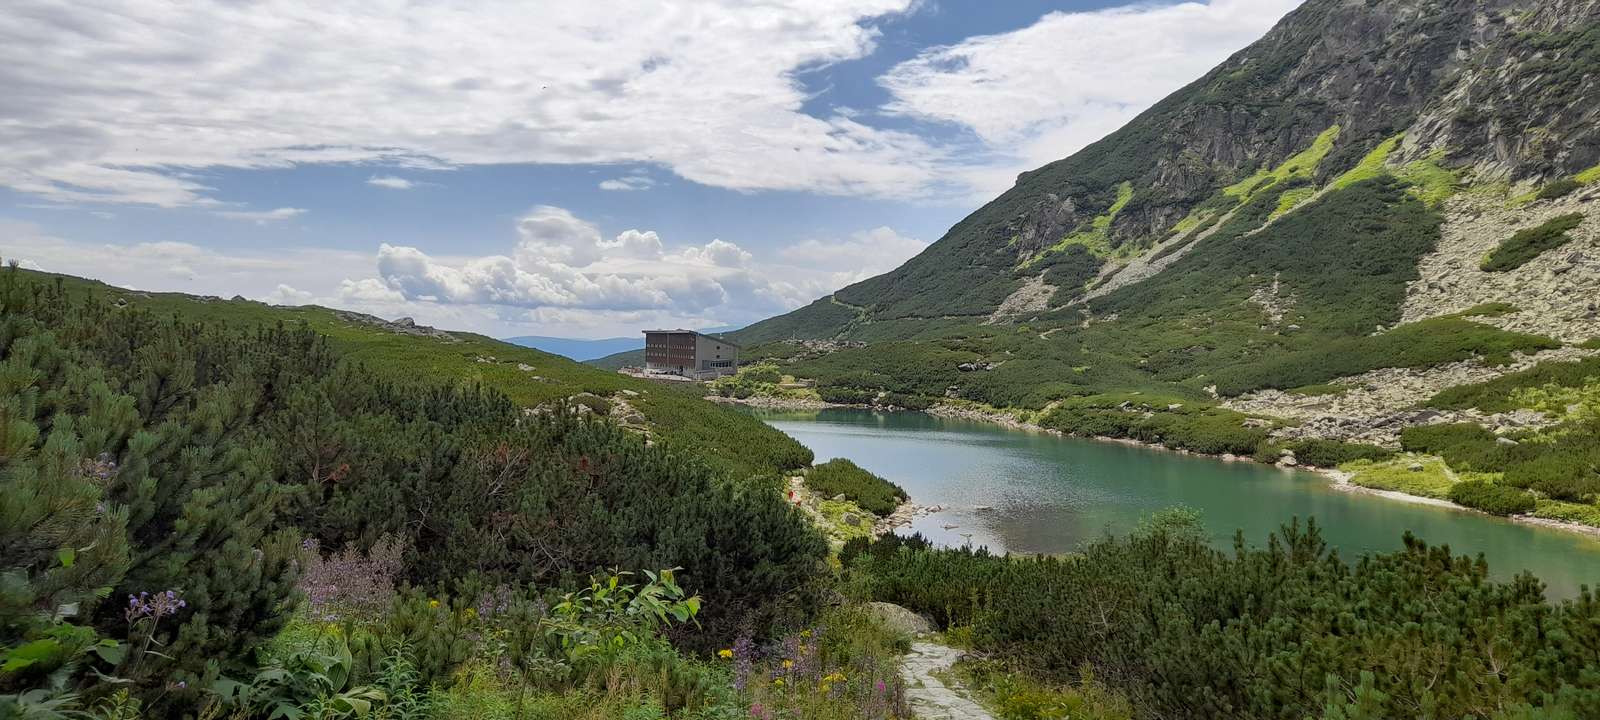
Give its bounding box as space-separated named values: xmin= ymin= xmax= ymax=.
xmin=875 ymin=680 xmax=886 ymax=693
xmin=782 ymin=659 xmax=794 ymax=669
xmin=823 ymin=672 xmax=846 ymax=682
xmin=772 ymin=678 xmax=785 ymax=687
xmin=428 ymin=598 xmax=441 ymax=608
xmin=799 ymin=629 xmax=812 ymax=638
xmin=718 ymin=648 xmax=734 ymax=659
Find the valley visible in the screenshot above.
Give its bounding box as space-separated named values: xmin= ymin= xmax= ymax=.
xmin=9 ymin=0 xmax=1600 ymax=718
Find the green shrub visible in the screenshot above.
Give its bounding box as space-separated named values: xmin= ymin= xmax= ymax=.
xmin=1279 ymin=439 xmax=1394 ymax=467
xmin=855 ymin=520 xmax=1600 ymax=720
xmin=1481 ymin=213 xmax=1585 ymax=271
xmin=0 ymin=269 xmax=828 ymax=713
xmin=1537 ymin=178 xmax=1582 ymax=200
xmin=1039 ymin=400 xmax=1269 ymax=456
xmin=1448 ymin=481 xmax=1535 ymax=515
xmin=807 ymin=459 xmax=907 ymax=516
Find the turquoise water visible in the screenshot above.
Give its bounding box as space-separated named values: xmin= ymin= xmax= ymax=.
xmin=755 ymin=408 xmax=1600 ymax=599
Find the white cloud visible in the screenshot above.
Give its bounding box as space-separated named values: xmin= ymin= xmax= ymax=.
xmin=880 ymin=0 xmax=1301 ymax=197
xmin=367 ymin=175 xmax=415 ymax=190
xmin=780 ymin=226 xmax=927 ymax=274
xmin=0 ymin=0 xmax=943 ymax=206
xmin=0 ymin=0 xmax=1300 ymax=207
xmin=372 ymin=206 xmax=918 ymax=330
xmin=1 ymin=211 xmax=922 ymax=337
xmin=598 ymin=174 xmax=655 ymax=191
xmin=265 ymin=283 xmax=314 ymax=305
xmin=213 ymin=207 xmax=307 ymax=224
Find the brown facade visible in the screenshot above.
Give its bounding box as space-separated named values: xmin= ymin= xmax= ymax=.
xmin=642 ymin=330 xmax=739 ymax=378
xmin=643 ymin=331 xmax=697 ymax=372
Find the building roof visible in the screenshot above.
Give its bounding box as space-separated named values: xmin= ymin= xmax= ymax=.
xmin=641 ymin=328 xmax=741 ymax=349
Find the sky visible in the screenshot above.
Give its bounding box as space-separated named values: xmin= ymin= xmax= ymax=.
xmin=0 ymin=0 xmax=1301 ymax=339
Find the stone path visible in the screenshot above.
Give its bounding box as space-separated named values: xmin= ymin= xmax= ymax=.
xmin=900 ymin=641 xmax=996 ymax=720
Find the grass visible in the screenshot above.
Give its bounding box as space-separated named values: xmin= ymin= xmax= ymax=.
xmin=1026 ymin=181 xmax=1135 ymax=265
xmin=1330 ymin=134 xmax=1403 ymax=190
xmin=1394 ymin=152 xmax=1459 ymax=207
xmin=1531 ymin=498 xmax=1600 ymax=528
xmin=1270 ymin=185 xmax=1318 ymax=219
xmin=815 ymin=499 xmax=876 ymax=543
xmin=1577 ymin=162 xmax=1600 ymax=185
xmin=1223 ymin=125 xmax=1341 ymax=202
xmin=1481 ymin=213 xmax=1586 ymax=271
xmin=951 ymin=658 xmax=1132 ymax=720
xmin=1340 ymin=455 xmax=1456 ymax=499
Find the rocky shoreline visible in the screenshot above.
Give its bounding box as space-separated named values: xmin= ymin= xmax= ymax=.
xmin=704 ymin=394 xmax=856 ymax=411
xmin=925 ymin=403 xmax=1600 ymax=541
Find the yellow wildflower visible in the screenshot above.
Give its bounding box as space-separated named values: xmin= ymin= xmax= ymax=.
xmin=773 ymin=678 xmax=785 ymax=687
xmin=799 ymin=629 xmax=812 ymax=638
xmin=718 ymin=649 xmax=734 ymax=659
xmin=428 ymin=599 xmax=441 ymax=608
xmin=782 ymin=659 xmax=794 ymax=669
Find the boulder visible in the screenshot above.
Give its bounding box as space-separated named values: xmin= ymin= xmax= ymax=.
xmin=1408 ymin=462 xmax=1425 ymax=472
xmin=865 ymin=601 xmax=936 ymax=636
xmin=840 ymin=513 xmax=860 ymax=527
xmin=832 ymin=493 xmax=847 ymax=502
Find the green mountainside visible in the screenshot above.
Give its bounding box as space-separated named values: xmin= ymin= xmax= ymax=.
xmin=688 ymin=0 xmax=1600 ymax=522
xmin=16 ymin=269 xmax=809 ymax=479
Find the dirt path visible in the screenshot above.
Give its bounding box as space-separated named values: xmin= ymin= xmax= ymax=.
xmin=900 ymin=641 xmax=996 ymax=720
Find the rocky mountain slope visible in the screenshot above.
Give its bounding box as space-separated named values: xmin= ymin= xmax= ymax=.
xmin=702 ymin=0 xmax=1600 ymax=522
xmin=749 ymin=0 xmax=1598 ymax=336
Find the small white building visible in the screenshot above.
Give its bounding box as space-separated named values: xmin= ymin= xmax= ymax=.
xmin=642 ymin=329 xmax=740 ymax=379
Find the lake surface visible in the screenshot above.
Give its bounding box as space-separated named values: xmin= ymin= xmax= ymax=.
xmin=755 ymin=408 xmax=1600 ymax=599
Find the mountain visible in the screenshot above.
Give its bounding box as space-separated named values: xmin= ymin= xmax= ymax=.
xmin=505 ymin=334 xmax=644 ymax=361
xmin=722 ymin=0 xmax=1600 ymax=513
xmin=750 ymin=0 xmax=1598 ymax=339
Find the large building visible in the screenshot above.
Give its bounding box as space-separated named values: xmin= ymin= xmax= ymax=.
xmin=642 ymin=329 xmax=740 ymax=379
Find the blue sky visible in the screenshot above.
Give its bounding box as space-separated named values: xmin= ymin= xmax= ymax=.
xmin=0 ymin=0 xmax=1298 ymax=338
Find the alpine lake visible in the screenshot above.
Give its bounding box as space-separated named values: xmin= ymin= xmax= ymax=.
xmin=753 ymin=408 xmax=1600 ymax=600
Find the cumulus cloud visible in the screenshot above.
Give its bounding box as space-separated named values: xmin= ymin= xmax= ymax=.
xmin=264 ymin=283 xmax=314 ymax=305
xmin=367 ymin=175 xmax=415 ymax=190
xmin=213 ymin=207 xmax=307 ymax=224
xmin=881 ymin=0 xmax=1301 ymax=196
xmin=370 ymin=206 xmax=923 ymax=330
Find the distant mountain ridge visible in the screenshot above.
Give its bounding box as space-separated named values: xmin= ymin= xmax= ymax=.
xmin=505 ymin=334 xmax=644 ymax=361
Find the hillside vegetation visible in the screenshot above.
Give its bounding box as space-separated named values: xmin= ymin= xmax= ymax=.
xmin=24 ymin=269 xmax=810 ymax=479
xmin=848 ymin=516 xmax=1600 ymax=719
xmin=692 ymin=0 xmax=1600 ymax=529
